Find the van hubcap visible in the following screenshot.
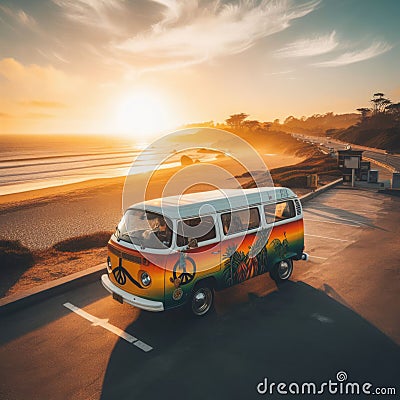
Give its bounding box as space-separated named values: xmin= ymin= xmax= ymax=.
xmin=278 ymin=260 xmax=291 ymax=279
xmin=192 ymin=287 xmax=212 ymax=315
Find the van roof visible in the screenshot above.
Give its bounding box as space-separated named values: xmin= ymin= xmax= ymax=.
xmin=130 ymin=187 xmax=297 ymax=219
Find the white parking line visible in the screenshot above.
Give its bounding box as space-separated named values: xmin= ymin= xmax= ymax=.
xmin=63 ymin=302 xmax=153 ymax=352
xmin=305 ymin=233 xmax=353 ymax=242
xmin=305 ymin=218 xmax=360 ymax=228
xmin=304 ymin=213 xmax=367 ymax=226
xmin=308 ymin=255 xmax=328 ymax=260
xmin=306 ymin=206 xmax=372 ymax=214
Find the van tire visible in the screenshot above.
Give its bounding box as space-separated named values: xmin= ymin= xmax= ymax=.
xmin=270 ymin=259 xmax=293 ymax=283
xmin=188 ymin=282 xmax=214 ymax=317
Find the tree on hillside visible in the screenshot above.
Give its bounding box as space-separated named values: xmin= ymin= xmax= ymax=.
xmin=263 ymin=122 xmax=272 ymax=131
xmin=225 ymin=113 xmax=249 ymax=129
xmin=280 ymin=113 xmax=359 ymax=135
xmin=183 ymin=120 xmax=215 ymax=128
xmin=242 ymin=119 xmax=260 ymax=131
xmin=386 ymin=103 xmax=400 ymax=120
xmin=356 ymin=93 xmax=399 ymax=123
xmin=371 ymin=93 xmax=391 ymax=114
xmin=356 ymin=107 xmax=370 ymax=121
xmin=284 ymin=115 xmax=296 ymax=124
xmin=353 ymin=92 xmax=400 ymax=133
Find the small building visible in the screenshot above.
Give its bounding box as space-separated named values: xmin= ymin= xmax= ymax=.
xmin=337 ymin=149 xmax=364 ymax=183
xmin=359 ymin=161 xmax=371 ymax=181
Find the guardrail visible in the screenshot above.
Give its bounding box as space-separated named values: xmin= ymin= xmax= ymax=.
xmin=362 ymin=156 xmax=397 ymax=173
xmin=300 ymin=178 xmax=343 ymax=203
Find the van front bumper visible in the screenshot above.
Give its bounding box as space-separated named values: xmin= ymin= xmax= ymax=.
xmin=101 ymin=274 xmax=164 ymax=312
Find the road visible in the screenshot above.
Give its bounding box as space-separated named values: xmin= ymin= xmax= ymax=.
xmin=292 ymin=133 xmax=400 ymax=173
xmin=0 ymin=186 xmax=399 ymax=400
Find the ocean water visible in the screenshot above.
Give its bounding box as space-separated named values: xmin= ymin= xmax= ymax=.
xmin=0 ymin=134 xmax=210 ymax=196
xmin=0 ymin=134 xmax=298 ymax=197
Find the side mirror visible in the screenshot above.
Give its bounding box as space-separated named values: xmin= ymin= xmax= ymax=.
xmin=187 ymin=238 xmax=198 ymax=249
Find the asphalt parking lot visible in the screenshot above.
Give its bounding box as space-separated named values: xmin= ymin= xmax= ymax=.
xmin=0 ymin=185 xmax=399 ymax=400
xmin=303 ymin=186 xmax=391 ymax=264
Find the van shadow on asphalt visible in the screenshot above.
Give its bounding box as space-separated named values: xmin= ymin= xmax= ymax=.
xmin=100 ymin=281 xmax=400 ymax=400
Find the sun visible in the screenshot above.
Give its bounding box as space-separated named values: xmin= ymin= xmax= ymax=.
xmin=115 ymin=90 xmax=173 ymax=138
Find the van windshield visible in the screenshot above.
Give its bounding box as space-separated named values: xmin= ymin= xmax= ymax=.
xmin=116 ymin=209 xmax=173 ymax=249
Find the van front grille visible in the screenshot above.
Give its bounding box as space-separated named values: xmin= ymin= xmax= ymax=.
xmin=108 ymin=244 xmax=143 ymax=265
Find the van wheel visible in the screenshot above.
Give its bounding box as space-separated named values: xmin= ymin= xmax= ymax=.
xmin=270 ymin=259 xmax=293 ymax=283
xmin=189 ymin=283 xmax=214 ymax=317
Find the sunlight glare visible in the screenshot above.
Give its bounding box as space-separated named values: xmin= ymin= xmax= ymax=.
xmin=115 ymin=90 xmax=173 ymax=138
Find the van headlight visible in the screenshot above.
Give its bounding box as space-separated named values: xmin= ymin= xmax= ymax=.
xmin=107 ymin=256 xmax=112 ymax=273
xmin=140 ymin=271 xmax=151 ymax=286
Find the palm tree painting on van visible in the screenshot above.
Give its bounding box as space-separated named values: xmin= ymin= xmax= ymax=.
xmin=270 ymin=232 xmax=289 ymax=260
xmin=246 ymin=256 xmax=258 ymax=279
xmin=222 ymin=230 xmax=271 ymax=286
xmin=252 ymin=229 xmax=270 ymax=276
xmin=222 ymin=244 xmax=248 ymax=286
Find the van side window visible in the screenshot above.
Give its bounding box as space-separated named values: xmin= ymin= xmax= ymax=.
xmin=221 ymin=207 xmax=260 ymax=236
xmin=264 ymin=203 xmax=276 ymax=224
xmin=264 ymin=201 xmax=295 ymax=223
xmin=177 ymin=216 xmax=216 ymax=247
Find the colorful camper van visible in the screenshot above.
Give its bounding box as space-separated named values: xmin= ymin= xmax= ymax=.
xmin=101 ymin=187 xmax=308 ymax=316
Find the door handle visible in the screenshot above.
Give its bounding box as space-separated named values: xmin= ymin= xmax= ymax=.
xmin=211 ymin=251 xmax=220 ymax=254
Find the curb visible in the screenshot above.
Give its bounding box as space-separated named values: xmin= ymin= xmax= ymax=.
xmin=0 ymin=263 xmax=105 ymax=315
xmin=378 ymin=188 xmax=400 ymax=197
xmin=299 ymin=178 xmax=343 ymax=203
xmin=0 ymin=178 xmax=344 ymax=315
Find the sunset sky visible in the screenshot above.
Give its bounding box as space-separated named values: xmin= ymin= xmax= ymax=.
xmin=0 ymin=0 xmax=399 ymax=138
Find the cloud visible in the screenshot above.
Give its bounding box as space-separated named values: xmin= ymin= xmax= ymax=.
xmin=49 ymin=0 xmax=320 ymax=72
xmin=0 ymin=5 xmax=37 ymax=28
xmin=114 ymin=0 xmax=320 ymax=70
xmin=0 ymin=112 xmax=13 ymax=118
xmin=37 ymin=49 xmax=70 ymax=64
xmin=0 ymin=58 xmax=78 ymax=89
xmin=18 ymin=100 xmax=67 ymax=108
xmin=25 ymin=112 xmax=55 ymax=119
xmin=16 ymin=10 xmax=36 ymax=26
xmin=52 ymin=0 xmax=125 ymax=34
xmin=0 ymin=59 xmax=86 ymax=132
xmin=0 ymin=58 xmax=82 ymax=107
xmin=267 ymin=69 xmax=294 ymax=75
xmin=52 ymin=53 xmax=70 ymax=64
xmin=275 ymin=31 xmax=337 ymax=58
xmin=265 ymin=69 xmax=296 ymax=80
xmin=313 ymin=41 xmax=392 ymax=67
xmin=0 ymin=111 xmax=55 ymax=120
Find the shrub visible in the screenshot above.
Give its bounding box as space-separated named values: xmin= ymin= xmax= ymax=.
xmin=53 ymin=231 xmax=113 ymax=252
xmin=0 ymin=239 xmax=34 ymax=269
